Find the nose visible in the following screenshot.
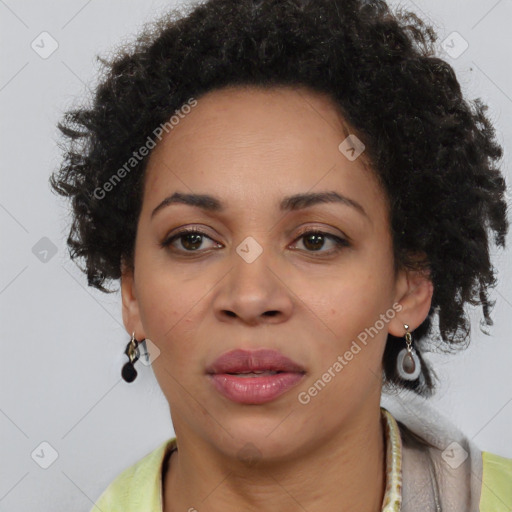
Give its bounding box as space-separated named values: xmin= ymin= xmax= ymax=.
xmin=212 ymin=241 xmax=294 ymax=326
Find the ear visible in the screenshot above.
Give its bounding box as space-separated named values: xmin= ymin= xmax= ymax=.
xmin=388 ymin=255 xmax=434 ymax=337
xmin=120 ymin=259 xmax=145 ymax=340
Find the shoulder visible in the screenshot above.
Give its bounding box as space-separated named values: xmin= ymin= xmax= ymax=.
xmin=90 ymin=437 xmax=177 ymax=512
xmin=382 ymin=394 xmax=512 ymax=511
xmin=480 ymin=451 xmax=512 ymax=511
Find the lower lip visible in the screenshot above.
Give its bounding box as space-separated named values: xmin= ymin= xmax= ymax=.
xmin=208 ymin=372 xmax=305 ymax=404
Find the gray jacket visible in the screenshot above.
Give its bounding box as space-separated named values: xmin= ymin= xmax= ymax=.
xmin=382 ymin=393 xmax=501 ymax=511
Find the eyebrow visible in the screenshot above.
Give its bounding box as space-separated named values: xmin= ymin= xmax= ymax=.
xmin=150 ymin=191 xmax=369 ymax=220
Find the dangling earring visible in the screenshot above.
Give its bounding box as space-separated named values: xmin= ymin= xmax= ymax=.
xmin=121 ymin=331 xmax=141 ymax=383
xmin=396 ymin=324 xmax=421 ymax=380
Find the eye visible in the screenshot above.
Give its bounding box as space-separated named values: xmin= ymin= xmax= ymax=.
xmin=160 ymin=227 xmax=350 ymax=255
xmin=160 ymin=228 xmax=220 ymax=252
xmin=290 ymin=229 xmax=350 ymax=255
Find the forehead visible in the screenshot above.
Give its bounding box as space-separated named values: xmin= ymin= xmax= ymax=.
xmin=141 ymin=85 xmax=386 ymax=219
xmin=147 ymin=85 xmax=355 ymax=160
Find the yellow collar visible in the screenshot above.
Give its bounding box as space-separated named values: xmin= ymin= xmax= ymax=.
xmin=91 ymin=409 xmax=403 ymax=512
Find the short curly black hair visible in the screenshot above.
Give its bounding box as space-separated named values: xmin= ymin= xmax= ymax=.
xmin=50 ymin=0 xmax=509 ymax=396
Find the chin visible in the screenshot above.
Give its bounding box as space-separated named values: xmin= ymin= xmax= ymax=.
xmin=207 ymin=415 xmax=309 ymax=462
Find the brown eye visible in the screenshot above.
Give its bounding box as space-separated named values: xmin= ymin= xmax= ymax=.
xmin=161 ymin=229 xmax=219 ymax=252
xmin=160 ymin=228 xmax=350 ymax=256
xmin=291 ymin=230 xmax=350 ymax=254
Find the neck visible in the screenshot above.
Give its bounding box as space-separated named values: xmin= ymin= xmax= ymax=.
xmin=163 ymin=405 xmax=386 ymax=512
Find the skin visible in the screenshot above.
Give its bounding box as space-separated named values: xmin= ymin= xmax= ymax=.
xmin=121 ymin=85 xmax=433 ymax=512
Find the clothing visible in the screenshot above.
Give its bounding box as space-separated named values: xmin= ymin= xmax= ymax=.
xmin=90 ymin=400 xmax=512 ymax=511
xmin=381 ymin=393 xmax=512 ymax=511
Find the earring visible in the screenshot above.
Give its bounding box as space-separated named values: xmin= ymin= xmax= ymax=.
xmin=121 ymin=331 xmax=141 ymax=383
xmin=396 ymin=324 xmax=421 ymax=380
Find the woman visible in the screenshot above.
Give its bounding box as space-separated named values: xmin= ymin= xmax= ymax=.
xmin=50 ymin=0 xmax=512 ymax=510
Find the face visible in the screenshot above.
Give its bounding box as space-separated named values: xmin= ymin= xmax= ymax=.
xmin=121 ymin=85 xmax=433 ymax=461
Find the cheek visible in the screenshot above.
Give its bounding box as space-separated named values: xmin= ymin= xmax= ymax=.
xmin=301 ymin=263 xmax=394 ymax=374
xmin=313 ymin=263 xmax=392 ymax=328
xmin=134 ymin=250 xmax=206 ymax=352
xmin=136 ymin=275 xmax=206 ymax=401
xmin=138 ymin=280 xmax=202 ymax=345
xmin=300 ymin=280 xmax=391 ymax=409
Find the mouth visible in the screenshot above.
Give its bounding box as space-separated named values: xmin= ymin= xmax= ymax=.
xmin=225 ymin=370 xmax=283 ymax=376
xmin=206 ymin=348 xmax=306 ymax=404
xmin=206 ymin=348 xmax=306 ymax=375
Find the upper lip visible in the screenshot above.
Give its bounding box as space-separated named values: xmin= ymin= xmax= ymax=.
xmin=206 ymin=348 xmax=305 ymax=374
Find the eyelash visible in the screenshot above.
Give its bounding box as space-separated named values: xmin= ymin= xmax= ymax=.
xmin=160 ymin=227 xmax=350 ymax=256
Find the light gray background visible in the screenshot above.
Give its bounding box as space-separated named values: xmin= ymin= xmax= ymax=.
xmin=1 ymin=0 xmax=511 ymax=510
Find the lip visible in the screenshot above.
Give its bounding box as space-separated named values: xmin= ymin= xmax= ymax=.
xmin=206 ymin=348 xmax=305 ymax=374
xmin=206 ymin=348 xmax=306 ymax=405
